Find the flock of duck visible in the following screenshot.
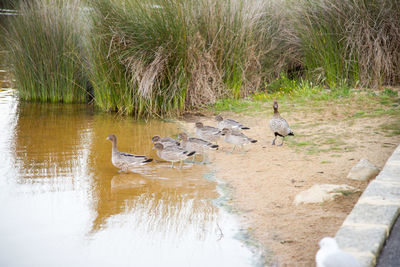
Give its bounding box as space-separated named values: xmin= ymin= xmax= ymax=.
xmin=106 ymin=99 xmax=294 ymax=172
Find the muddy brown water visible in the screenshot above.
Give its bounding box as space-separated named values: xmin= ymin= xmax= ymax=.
xmin=0 ymin=74 xmax=261 ymax=266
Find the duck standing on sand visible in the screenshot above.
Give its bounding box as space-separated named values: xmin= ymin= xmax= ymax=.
xmin=153 ymin=142 xmax=195 ymax=168
xmin=195 ymin=122 xmax=221 ymax=143
xmin=215 ymin=115 xmax=250 ymax=130
xmin=178 ymin=132 xmax=218 ymax=163
xmin=221 ymin=128 xmax=257 ymax=153
xmin=106 ymin=134 xmax=153 ymax=173
xmin=269 ymin=99 xmax=294 ymax=146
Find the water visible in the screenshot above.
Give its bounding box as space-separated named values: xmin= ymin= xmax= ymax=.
xmin=0 ymin=74 xmax=259 ymax=266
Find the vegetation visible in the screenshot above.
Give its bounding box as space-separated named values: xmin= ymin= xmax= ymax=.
xmin=87 ymin=0 xmax=276 ymax=116
xmin=1 ymin=0 xmax=400 ymax=117
xmin=2 ymin=0 xmax=88 ymax=103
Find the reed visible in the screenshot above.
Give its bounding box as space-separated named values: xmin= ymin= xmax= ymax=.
xmin=87 ymin=0 xmax=275 ymax=116
xmin=293 ymin=0 xmax=400 ymax=88
xmin=2 ymin=0 xmax=88 ymax=103
xmin=4 ymin=0 xmax=400 ymax=114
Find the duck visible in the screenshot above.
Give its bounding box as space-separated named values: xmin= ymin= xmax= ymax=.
xmin=316 ymin=237 xmax=361 ymax=267
xmin=153 ymin=142 xmax=196 ymax=168
xmin=151 ymin=135 xmax=180 ymax=147
xmin=221 ymin=128 xmax=257 ymax=152
xmin=215 ymin=115 xmax=250 ymax=130
xmin=178 ymin=132 xmax=218 ymax=163
xmin=269 ymin=99 xmax=294 ymax=146
xmin=106 ymin=134 xmax=153 ymax=173
xmin=195 ymin=122 xmax=221 ymax=143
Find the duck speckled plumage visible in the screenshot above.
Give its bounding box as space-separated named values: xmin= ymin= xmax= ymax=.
xmin=215 ymin=115 xmax=250 ymax=130
xmin=195 ymin=122 xmax=221 ymax=143
xmin=106 ymin=134 xmax=153 ymax=172
xmin=269 ymin=99 xmax=294 ymax=146
xmin=153 ymin=142 xmax=195 ymax=168
xmin=221 ymin=128 xmax=257 ymax=152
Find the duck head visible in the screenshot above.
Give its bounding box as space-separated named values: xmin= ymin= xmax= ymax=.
xmin=153 ymin=142 xmax=164 ymax=151
xmin=215 ymin=115 xmax=223 ymax=122
xmin=152 ymin=135 xmax=161 ymax=142
xmin=106 ymin=134 xmax=117 ymax=142
xmin=195 ymin=122 xmax=204 ymax=129
xmin=221 ymin=128 xmax=231 ymax=136
xmin=178 ymin=132 xmax=188 ymax=141
xmin=273 ymin=99 xmax=278 ymax=109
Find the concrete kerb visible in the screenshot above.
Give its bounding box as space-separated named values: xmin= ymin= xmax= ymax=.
xmin=335 ymin=145 xmax=400 ymax=267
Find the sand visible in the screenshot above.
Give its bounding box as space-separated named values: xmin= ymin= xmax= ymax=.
xmin=182 ymin=100 xmax=400 ymax=266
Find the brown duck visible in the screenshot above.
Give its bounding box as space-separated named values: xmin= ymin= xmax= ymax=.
xmin=269 ymin=100 xmax=294 ymax=146
xmin=106 ymin=134 xmax=153 ymax=173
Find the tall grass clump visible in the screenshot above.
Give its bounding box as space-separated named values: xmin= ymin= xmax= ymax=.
xmin=2 ymin=0 xmax=88 ymax=102
xmin=87 ymin=0 xmax=277 ymax=117
xmin=295 ymin=0 xmax=358 ymax=88
xmin=295 ymin=0 xmax=400 ymax=88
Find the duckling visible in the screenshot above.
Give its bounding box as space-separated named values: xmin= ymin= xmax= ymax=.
xmin=221 ymin=128 xmax=257 ymax=153
xmin=195 ymin=122 xmax=221 ymax=143
xmin=153 ymin=142 xmax=196 ymax=168
xmin=151 ymin=135 xmax=180 ymax=147
xmin=106 ymin=134 xmax=153 ymax=173
xmin=178 ymin=132 xmax=218 ymax=163
xmin=269 ymin=99 xmax=294 ymax=146
xmin=215 ymin=115 xmax=250 ymax=130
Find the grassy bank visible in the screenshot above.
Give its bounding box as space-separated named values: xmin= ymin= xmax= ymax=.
xmin=87 ymin=0 xmax=274 ymax=116
xmin=2 ymin=0 xmax=400 ymax=116
xmin=2 ymin=0 xmax=88 ymax=103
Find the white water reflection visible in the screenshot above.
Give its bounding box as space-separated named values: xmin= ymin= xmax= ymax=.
xmin=0 ymin=88 xmax=257 ymax=267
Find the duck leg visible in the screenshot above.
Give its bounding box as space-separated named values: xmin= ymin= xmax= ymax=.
xmin=278 ymin=136 xmax=285 ymax=146
xmin=230 ymin=145 xmax=236 ymax=153
xmin=272 ymin=133 xmax=278 ymax=145
xmin=179 ymin=160 xmax=183 ymax=169
xmin=171 ymin=162 xmax=174 ymax=168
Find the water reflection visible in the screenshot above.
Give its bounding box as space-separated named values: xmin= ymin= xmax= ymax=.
xmin=0 ymin=84 xmax=256 ymax=266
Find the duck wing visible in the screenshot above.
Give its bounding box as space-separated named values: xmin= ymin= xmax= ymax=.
xmin=119 ymin=152 xmax=152 ymax=164
xmin=188 ymin=137 xmax=212 ymax=146
xmin=270 ymin=116 xmax=291 ymax=136
xmin=203 ymin=126 xmax=221 ymax=135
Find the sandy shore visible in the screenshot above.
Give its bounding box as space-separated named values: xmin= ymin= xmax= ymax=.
xmin=181 ymin=100 xmax=400 ymax=266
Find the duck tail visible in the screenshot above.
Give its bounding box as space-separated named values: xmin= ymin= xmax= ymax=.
xmin=241 ymin=126 xmax=250 ymax=130
xmin=288 ymin=132 xmax=294 ymax=136
xmin=143 ymin=158 xmax=153 ymax=163
xmin=187 ymin=151 xmax=196 ymax=157
xmin=209 ymin=144 xmax=219 ymax=150
xmin=250 ymin=139 xmax=258 ymax=143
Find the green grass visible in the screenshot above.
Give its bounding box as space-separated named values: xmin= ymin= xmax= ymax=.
xmin=381 ymin=121 xmax=400 ymax=137
xmin=86 ymin=0 xmax=273 ymax=117
xmin=2 ymin=0 xmax=88 ymax=103
xmin=2 ymin=0 xmax=400 ymax=118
